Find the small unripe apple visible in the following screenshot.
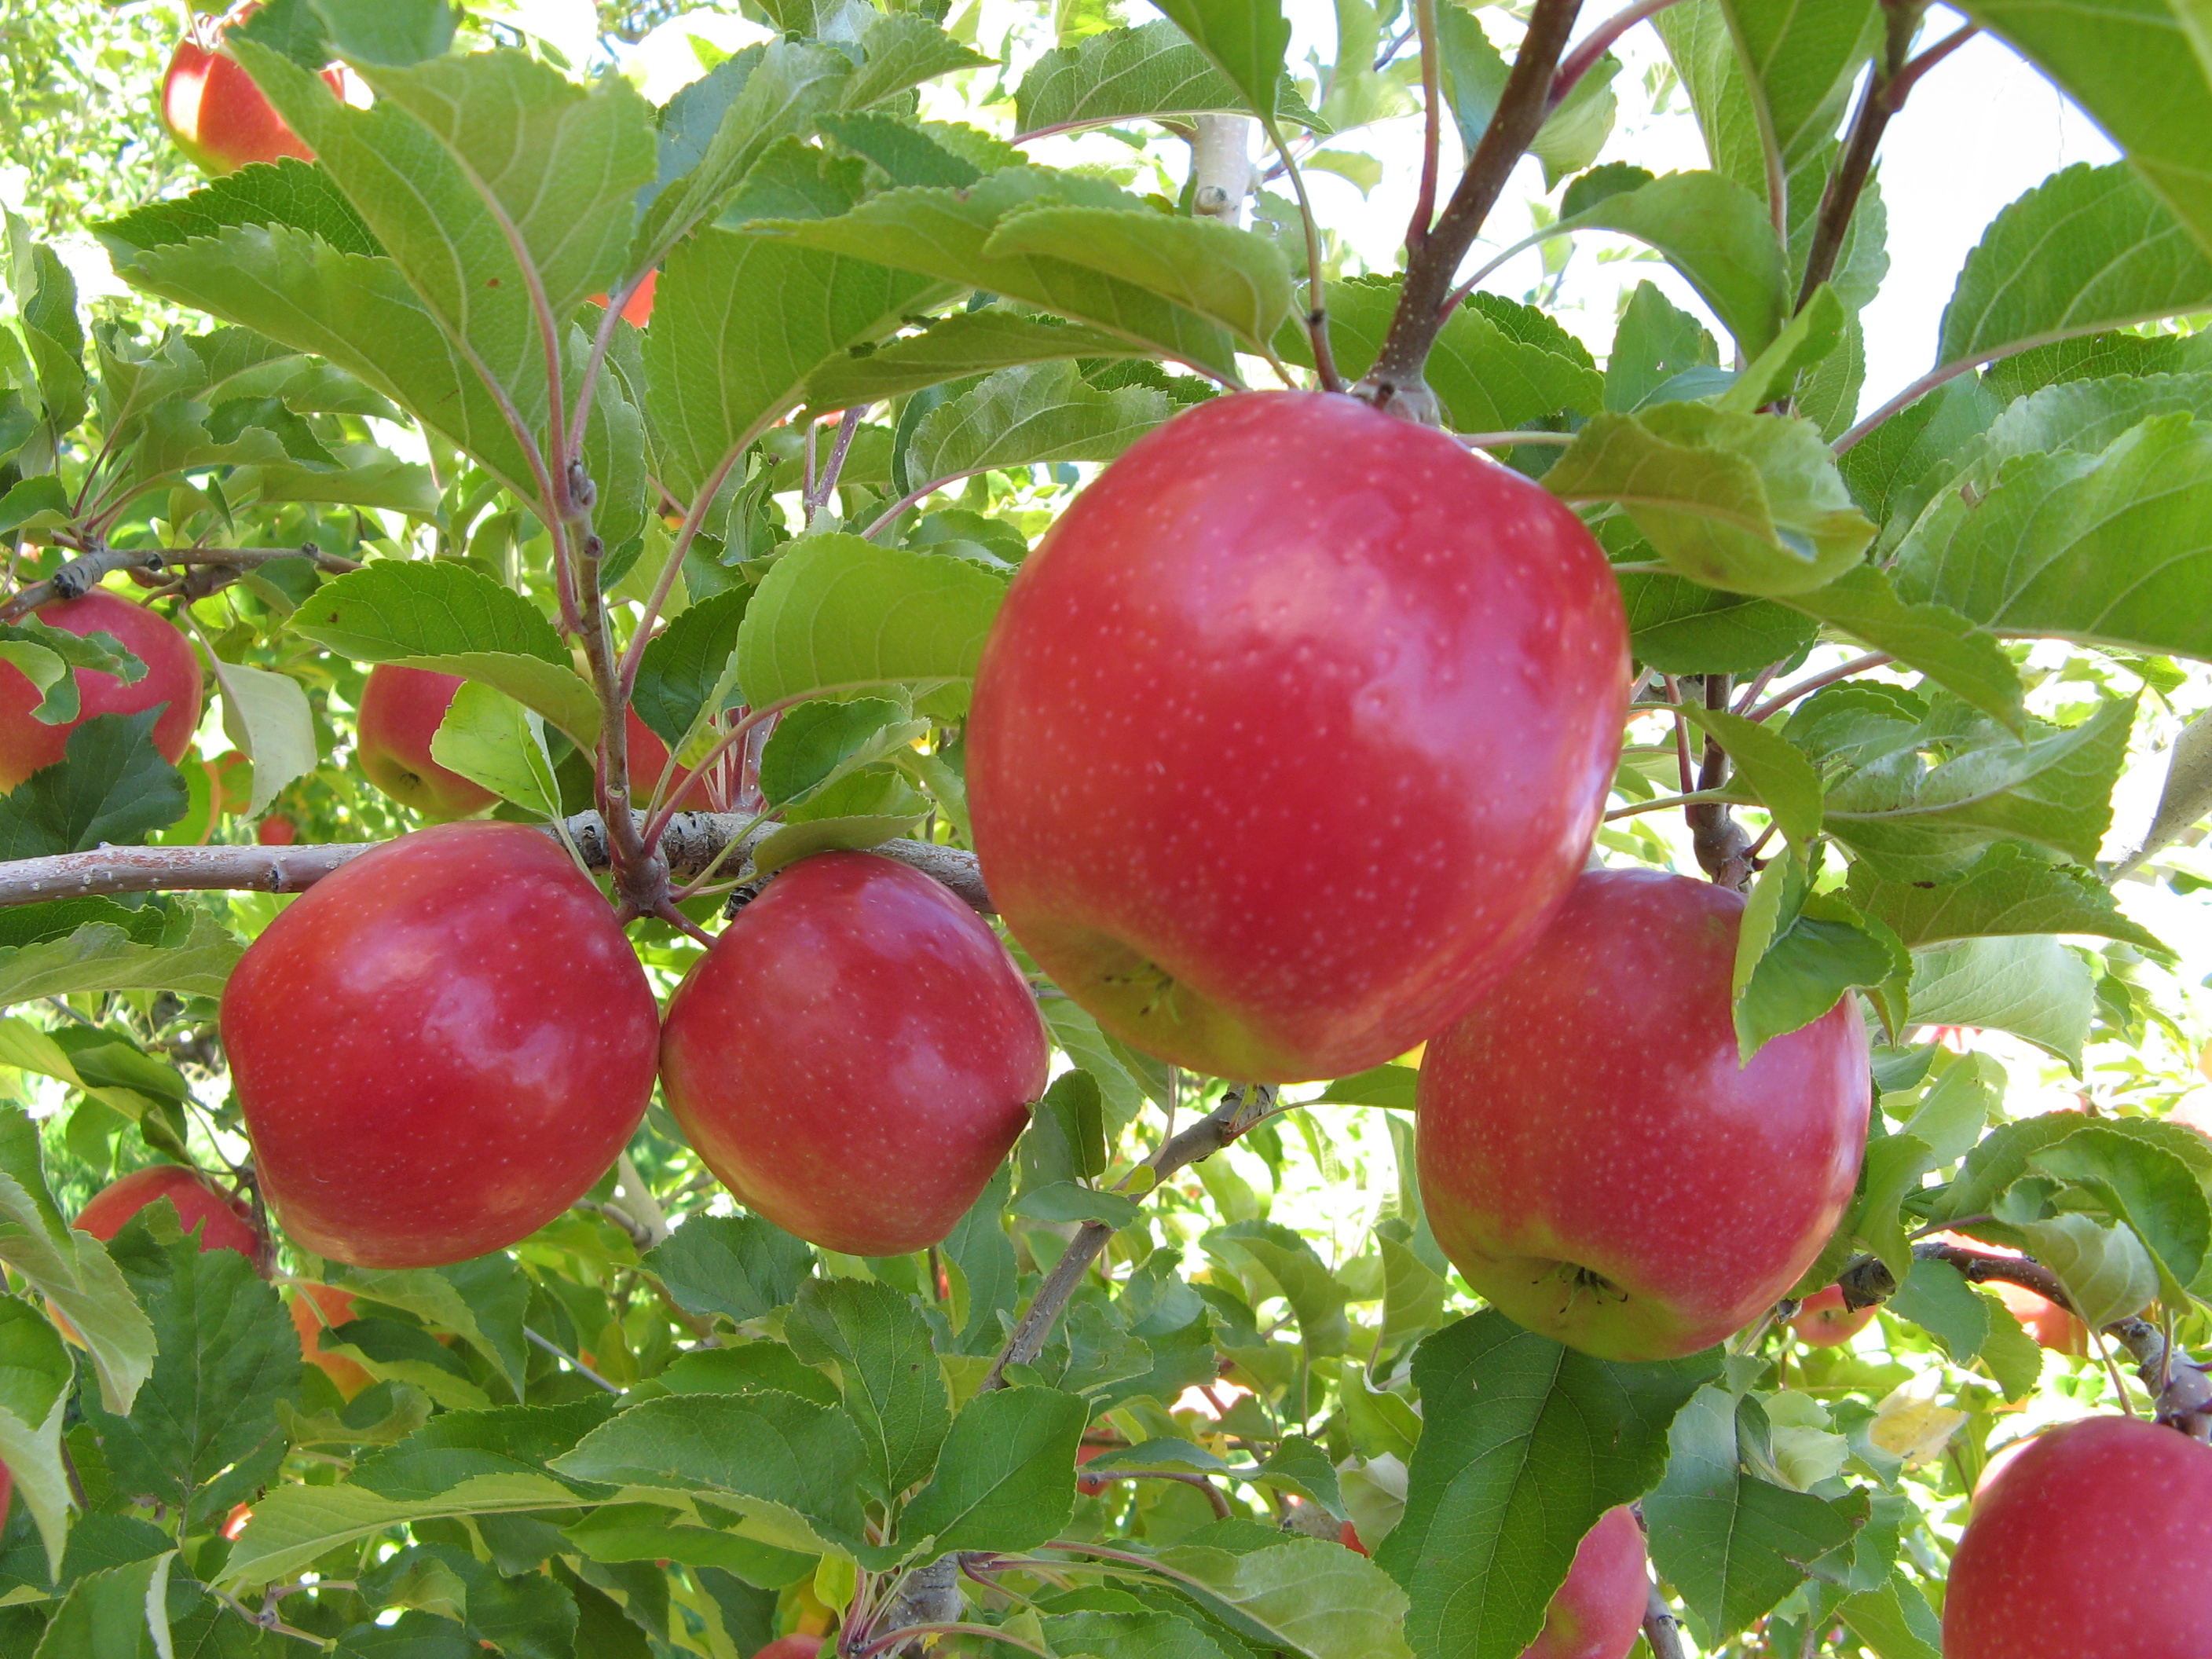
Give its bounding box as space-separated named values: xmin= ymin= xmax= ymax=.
xmin=160 ymin=8 xmax=346 ymax=176
xmin=354 ymin=665 xmax=500 ymax=819
xmin=1790 ymin=1285 xmax=1876 ymax=1348
xmin=1418 ymin=869 xmax=1870 ymax=1361
xmin=1521 ymin=1506 xmax=1649 ymax=1659
xmin=660 ymin=852 xmax=1048 ymax=1256
xmin=223 ymin=822 xmax=661 ymax=1267
xmin=288 ymin=1283 xmax=374 ymax=1398
xmin=75 ymin=1164 xmax=264 ymax=1264
xmin=969 ymin=390 xmax=1628 ymax=1082
xmin=0 ymin=592 xmax=203 ymax=790
xmin=1945 ymin=1415 xmax=2212 ymax=1657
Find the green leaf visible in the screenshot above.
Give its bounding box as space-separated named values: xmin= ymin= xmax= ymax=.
xmin=983 ymin=209 xmax=1292 ymax=352
xmin=903 ymin=361 xmax=1170 ymax=493
xmin=290 ymin=559 xmax=601 ymax=746
xmin=1044 ymin=1609 xmax=1243 ymax=1659
xmin=1643 ymin=1387 xmax=1861 ymax=1647
xmin=1203 ymin=1221 xmax=1350 ymax=1358
xmin=8 ymin=230 xmax=86 ymax=438
xmin=359 ymin=1540 xmax=578 ymax=1656
xmin=96 ymin=155 xmax=383 ymax=260
xmin=1373 ymin=1312 xmax=1717 ymax=1659
xmin=0 ymin=1296 xmax=75 ymax=1580
xmin=0 ymin=912 xmax=241 ymax=1007
xmin=645 ymin=1216 xmax=815 ymax=1326
xmin=1546 ymin=406 xmax=1874 ymax=596
xmin=1851 ymin=1133 xmax=1938 ymax=1283
xmin=647 ymin=225 xmax=948 ymax=504
xmin=633 ymin=588 xmax=750 ymax=749
xmin=1886 ymin=1257 xmax=1990 ymax=1361
xmin=2016 ymin=1214 xmax=2157 ymax=1328
xmin=1721 ymin=284 xmax=1847 ymax=413
xmin=1936 ymin=161 xmax=2212 ymax=371
xmin=1013 ymin=21 xmax=1326 ymax=137
xmin=83 ymin=1207 xmax=299 ymax=1531
xmin=736 ymin=533 xmax=1005 ymax=720
xmin=805 ymin=313 xmax=1141 ymax=412
xmin=1906 ymin=935 xmax=2095 ymax=1067
xmin=757 ymin=168 xmax=1242 ymax=380
xmin=1249 ymin=1436 xmax=1344 ymax=1520
xmin=223 ymin=1470 xmax=591 ymax=1589
xmin=552 ymin=1390 xmax=871 ymax=1558
xmin=1894 ymin=413 xmax=2212 ymax=661
xmin=899 ymin=1383 xmax=1085 ymax=1554
xmin=750 ymin=813 xmax=927 ymax=877
xmin=429 ymin=681 xmax=560 ymax=816
xmin=1284 ymin=278 xmax=1602 ymax=433
xmin=1898 ymin=1053 xmax=2001 ymax=1167
xmin=939 ymin=1162 xmax=1017 ymax=1355
xmin=820 ymin=112 xmax=987 ymax=189
xmin=786 ymin=1277 xmax=950 ymax=1502
xmin=1678 ymin=705 xmax=1822 ymax=845
xmin=204 ymin=658 xmax=314 ymax=818
xmin=2028 ymin=1126 xmax=2208 ymax=1304
xmin=757 ymin=697 xmax=920 ymax=808
xmin=1143 ymin=0 xmax=1291 ymax=123
xmin=0 ymin=713 xmax=188 ymax=860
xmin=841 ymin=13 xmax=994 ymax=109
xmin=1847 ymin=843 xmax=2166 ymax=952
xmin=1713 ymin=0 xmax=1878 ymax=177
xmin=30 ymin=1552 xmax=177 ymax=1659
xmin=1782 ymin=576 xmax=2023 ymax=742
xmin=1837 ymin=1573 xmax=1945 ymax=1659
xmin=0 ymin=617 xmax=148 ymax=730
xmin=1155 ymin=1535 xmax=1412 ymax=1659
xmin=1617 ymin=571 xmax=1819 ymax=677
xmin=0 ymin=1106 xmax=155 ymax=1416
xmin=1551 ymin=171 xmax=1789 ymax=352
xmin=1606 ymin=280 xmax=1720 ymax=413
xmin=324 ymin=1254 xmax=533 ymax=1403
xmin=1009 ymin=1181 xmax=1142 ymax=1229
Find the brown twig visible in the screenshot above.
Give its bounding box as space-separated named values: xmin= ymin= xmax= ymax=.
xmin=1642 ymin=1585 xmax=1689 ymax=1659
xmin=0 ymin=811 xmax=992 ymax=914
xmin=1 ymin=545 xmax=362 ymax=623
xmin=1552 ymin=0 xmax=1681 ymax=112
xmin=1686 ymin=675 xmax=1754 ymax=891
xmin=1353 ymin=0 xmax=1585 ymax=421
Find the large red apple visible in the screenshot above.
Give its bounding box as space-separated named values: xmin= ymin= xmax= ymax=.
xmin=354 ymin=665 xmax=500 ymax=819
xmin=1790 ymin=1285 xmax=1876 ymax=1348
xmin=1522 ymin=1506 xmax=1648 ymax=1659
xmin=1945 ymin=1415 xmax=2212 ymax=1656
xmin=967 ymin=390 xmax=1627 ymax=1082
xmin=1417 ymin=869 xmax=1870 ymax=1361
xmin=223 ymin=821 xmax=661 ymax=1266
xmin=0 ymin=591 xmax=203 ymax=790
xmin=161 ymin=9 xmax=346 ymax=176
xmin=75 ymin=1164 xmax=264 ymax=1264
xmin=659 ymin=852 xmax=1048 ymax=1256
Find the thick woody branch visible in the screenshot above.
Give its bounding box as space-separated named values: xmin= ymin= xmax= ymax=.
xmin=0 ymin=812 xmax=991 ymax=914
xmin=1354 ymin=0 xmax=1583 ymax=419
xmin=1 ymin=546 xmax=363 ymax=622
xmin=980 ymin=1086 xmax=1278 ymax=1391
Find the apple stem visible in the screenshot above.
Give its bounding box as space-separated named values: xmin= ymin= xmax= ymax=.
xmin=1640 ymin=1584 xmax=1688 ymax=1659
xmin=979 ymin=1086 xmax=1279 ymax=1392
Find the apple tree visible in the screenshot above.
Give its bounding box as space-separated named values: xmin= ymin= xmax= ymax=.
xmin=0 ymin=0 xmax=2207 ymax=1654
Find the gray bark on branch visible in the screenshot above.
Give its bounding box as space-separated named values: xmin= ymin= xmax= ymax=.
xmin=1 ymin=546 xmax=363 ymax=623
xmin=0 ymin=811 xmax=991 ymax=914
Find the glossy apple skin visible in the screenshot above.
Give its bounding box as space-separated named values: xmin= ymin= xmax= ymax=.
xmin=355 ymin=665 xmax=500 ymax=819
xmin=223 ymin=822 xmax=661 ymax=1267
xmin=0 ymin=592 xmax=203 ymax=790
xmin=1791 ymin=1285 xmax=1877 ymax=1348
xmin=289 ymin=1283 xmax=374 ymax=1398
xmin=1946 ymin=1416 xmax=2212 ymax=1657
xmin=76 ymin=1165 xmax=264 ymax=1264
xmin=160 ymin=15 xmax=346 ymax=176
xmin=967 ymin=391 xmax=1628 ymax=1083
xmin=1417 ymin=869 xmax=1870 ymax=1361
xmin=660 ymin=852 xmax=1048 ymax=1256
xmin=1522 ymin=1507 xmax=1648 ymax=1659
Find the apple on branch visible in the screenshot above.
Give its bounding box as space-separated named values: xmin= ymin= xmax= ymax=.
xmin=968 ymin=390 xmax=1629 ymax=1083
xmin=0 ymin=591 xmax=202 ymax=791
xmin=1417 ymin=868 xmax=1870 ymax=1361
xmin=161 ymin=4 xmax=348 ymax=176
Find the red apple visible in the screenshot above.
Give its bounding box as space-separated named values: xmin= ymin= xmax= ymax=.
xmin=1076 ymin=1441 xmax=1115 ymax=1497
xmin=659 ymin=852 xmax=1048 ymax=1256
xmin=161 ymin=9 xmax=347 ymax=176
xmin=588 ymin=271 xmax=657 ymax=328
xmin=257 ymin=815 xmax=298 ymax=845
xmin=1791 ymin=1285 xmax=1876 ymax=1348
xmin=1417 ymin=869 xmax=1870 ymax=1361
xmin=289 ymin=1283 xmax=375 ymax=1399
xmin=1521 ymin=1506 xmax=1648 ymax=1659
xmin=0 ymin=1459 xmax=10 ymax=1523
xmin=221 ymin=1502 xmax=254 ymax=1541
xmin=223 ymin=822 xmax=661 ymax=1267
xmin=1945 ymin=1415 xmax=2212 ymax=1657
xmin=754 ymin=1639 xmax=825 ymax=1659
xmin=0 ymin=591 xmax=203 ymax=790
xmin=968 ymin=390 xmax=1628 ymax=1082
xmin=354 ymin=665 xmax=500 ymax=819
xmin=624 ymin=707 xmax=713 ymax=810
xmin=1340 ymin=1521 xmax=1368 ymax=1555
xmin=75 ymin=1164 xmax=264 ymax=1265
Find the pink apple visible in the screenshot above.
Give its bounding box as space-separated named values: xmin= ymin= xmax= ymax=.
xmin=967 ymin=390 xmax=1628 ymax=1082
xmin=223 ymin=822 xmax=661 ymax=1266
xmin=354 ymin=665 xmax=500 ymax=819
xmin=1790 ymin=1286 xmax=1876 ymax=1348
xmin=1524 ymin=1506 xmax=1649 ymax=1659
xmin=659 ymin=852 xmax=1048 ymax=1256
xmin=0 ymin=591 xmax=203 ymax=789
xmin=75 ymin=1164 xmax=264 ymax=1264
xmin=1417 ymin=869 xmax=1870 ymax=1360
